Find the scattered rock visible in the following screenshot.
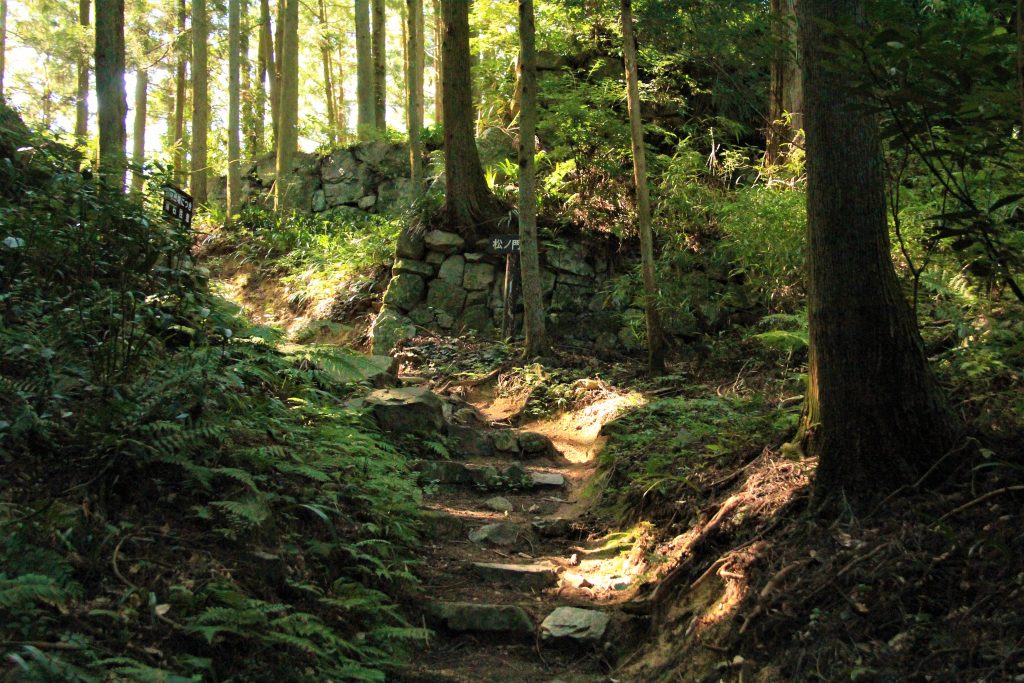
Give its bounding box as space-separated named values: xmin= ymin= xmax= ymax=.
xmin=432 ymin=602 xmax=533 ymax=635
xmin=468 ymin=522 xmax=532 ymax=547
xmin=415 ymin=460 xmax=473 ymax=484
xmin=424 ymin=230 xmax=465 ymax=254
xmin=540 ymin=607 xmax=610 ymax=645
xmin=493 ymin=430 xmax=519 ymax=453
xmin=472 ymin=562 xmax=558 ymax=589
xmin=502 ymin=463 xmax=531 ymax=487
xmin=365 ymin=386 xmax=445 ymax=434
xmin=420 ymin=510 xmax=466 ymax=539
xmin=381 ymin=274 xmax=425 ymax=312
xmin=483 ymin=496 xmax=514 ymax=513
xmin=446 ymin=424 xmax=494 ymax=458
xmin=532 ymin=518 xmax=573 ymax=538
xmin=369 ymin=307 xmax=415 ymax=356
xmin=518 ymin=431 xmax=551 ymax=454
xmin=529 ymin=472 xmax=566 ymax=488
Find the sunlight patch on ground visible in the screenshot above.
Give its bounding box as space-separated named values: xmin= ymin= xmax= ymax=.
xmin=523 ymin=389 xmax=646 ymax=464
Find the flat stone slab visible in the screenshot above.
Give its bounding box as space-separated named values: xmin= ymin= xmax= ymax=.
xmin=468 ymin=522 xmax=532 ymax=548
xmin=433 ymin=602 xmax=534 ymax=635
xmin=473 ymin=562 xmax=558 ymax=590
xmin=415 ymin=460 xmax=473 ymax=485
xmin=365 ymin=387 xmax=444 ymax=434
xmin=529 ymin=472 xmax=566 ymax=488
xmin=540 ymin=607 xmax=610 ymax=645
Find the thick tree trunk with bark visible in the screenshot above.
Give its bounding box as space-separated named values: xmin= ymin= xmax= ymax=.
xmin=432 ymin=0 xmax=441 ymax=125
xmin=227 ymin=0 xmax=241 ymax=217
xmin=95 ymin=0 xmax=127 ymax=188
xmin=190 ymin=0 xmax=209 ymax=203
xmin=130 ymin=67 xmax=147 ymax=192
xmin=621 ymin=0 xmax=665 ymax=373
xmin=407 ymin=0 xmax=423 ymax=187
xmin=517 ymin=0 xmax=547 ymax=357
xmin=798 ymin=0 xmax=962 ymax=512
xmin=372 ymin=0 xmax=386 ymax=129
xmin=274 ymin=0 xmax=298 ymax=211
xmin=258 ymin=0 xmax=274 ymax=148
xmin=766 ymin=0 xmax=803 ymax=167
xmin=173 ymin=0 xmax=187 ymax=184
xmin=355 ymin=0 xmax=374 ymax=136
xmin=75 ymin=0 xmax=90 ymax=141
xmin=441 ymin=0 xmax=504 ymax=241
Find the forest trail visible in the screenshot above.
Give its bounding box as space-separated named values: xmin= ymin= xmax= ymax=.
xmin=399 ymin=378 xmax=643 ymax=682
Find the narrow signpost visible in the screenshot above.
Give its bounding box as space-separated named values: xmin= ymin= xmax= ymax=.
xmin=161 ymin=185 xmax=194 ymax=227
xmin=489 ymin=234 xmax=521 ymax=339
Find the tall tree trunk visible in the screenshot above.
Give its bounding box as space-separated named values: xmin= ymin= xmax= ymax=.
xmin=1017 ymin=0 xmax=1023 ymax=132
xmin=401 ymin=0 xmax=408 ymax=117
xmin=240 ymin=0 xmax=255 ymax=158
xmin=766 ymin=0 xmax=802 ymax=167
xmin=517 ymin=0 xmax=547 ymax=358
xmin=407 ymin=0 xmax=422 ymax=187
xmin=372 ymin=0 xmax=386 ymax=129
xmin=0 ymin=0 xmax=6 ymax=100
xmin=130 ymin=67 xmax=147 ymax=192
xmin=432 ymin=0 xmax=441 ymax=125
xmin=75 ymin=0 xmax=91 ymax=141
xmin=274 ymin=0 xmax=298 ymax=211
xmin=355 ymin=0 xmax=374 ymax=136
xmin=797 ymin=0 xmax=961 ymax=512
xmin=228 ymin=0 xmax=241 ymax=218
xmin=95 ymin=0 xmax=127 ymax=188
xmin=334 ymin=44 xmax=347 ymax=135
xmin=318 ymin=0 xmax=337 ymax=144
xmin=271 ymin=0 xmax=283 ymax=142
xmin=191 ymin=0 xmax=208 ymax=203
xmin=441 ymin=0 xmax=503 ymax=241
xmin=258 ymin=0 xmax=274 ymax=150
xmin=621 ymin=0 xmax=665 ymax=373
xmin=173 ymin=0 xmax=186 ymax=184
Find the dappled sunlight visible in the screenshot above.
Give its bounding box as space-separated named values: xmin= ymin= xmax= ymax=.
xmin=522 ymin=387 xmax=647 ymax=464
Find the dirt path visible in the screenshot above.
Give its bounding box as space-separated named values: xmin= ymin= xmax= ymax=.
xmin=399 ymin=382 xmax=644 ymax=682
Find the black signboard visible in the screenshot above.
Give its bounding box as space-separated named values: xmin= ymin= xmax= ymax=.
xmin=488 ymin=235 xmax=521 ymax=254
xmin=162 ymin=185 xmax=194 ymax=227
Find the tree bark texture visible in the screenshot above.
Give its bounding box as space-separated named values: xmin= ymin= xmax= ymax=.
xmin=372 ymin=0 xmax=386 ymax=129
xmin=621 ymin=0 xmax=665 ymax=373
xmin=273 ymin=0 xmax=298 ymax=211
xmin=355 ymin=0 xmax=374 ymax=136
xmin=407 ymin=0 xmax=423 ymax=187
xmin=0 ymin=0 xmax=6 ymax=99
xmin=95 ymin=0 xmax=127 ymax=188
xmin=130 ymin=67 xmax=147 ymax=193
xmin=766 ymin=0 xmax=803 ymax=166
xmin=190 ymin=0 xmax=209 ymax=203
xmin=517 ymin=0 xmax=547 ymax=357
xmin=441 ymin=0 xmax=504 ymax=241
xmin=173 ymin=0 xmax=187 ymax=184
xmin=432 ymin=0 xmax=442 ymax=125
xmin=798 ymin=0 xmax=961 ymax=512
xmin=317 ymin=0 xmax=337 ymax=144
xmin=75 ymin=0 xmax=91 ymax=141
xmin=228 ymin=0 xmax=242 ymax=217
xmin=258 ymin=0 xmax=274 ymax=149
xmin=240 ymin=0 xmax=255 ymax=158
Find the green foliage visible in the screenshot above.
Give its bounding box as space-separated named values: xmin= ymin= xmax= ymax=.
xmin=0 ymin=117 xmax=423 ymax=681
xmin=595 ymin=391 xmax=799 ymax=521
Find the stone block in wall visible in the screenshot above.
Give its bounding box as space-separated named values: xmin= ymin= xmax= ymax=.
xmin=463 ymin=263 xmax=496 ymax=291
xmin=357 ymin=195 xmax=377 ymax=210
xmin=557 ymin=271 xmax=594 ymax=287
xmin=466 ymin=290 xmax=489 ymax=306
xmin=321 ymin=149 xmax=359 ymax=183
xmin=397 ymin=226 xmax=426 ymax=260
xmin=435 ymin=310 xmax=455 ymax=329
xmin=464 ymin=252 xmax=486 ymax=263
xmin=425 ymin=230 xmax=466 ymax=254
xmin=324 ymin=176 xmax=367 ymax=208
xmin=438 ymin=255 xmax=466 ymax=284
xmin=426 ymin=251 xmax=445 ymax=266
xmin=541 ymin=269 xmax=557 ymax=295
xmin=545 ymin=244 xmax=595 ymax=277
xmin=462 ymin=305 xmax=493 ymax=333
xmin=409 ymin=305 xmax=435 ymax=326
xmin=550 ymin=284 xmax=590 ymax=312
xmin=377 ymin=177 xmax=412 ymax=211
xmin=427 ymin=279 xmax=468 ymax=318
xmin=394 ymin=259 xmax=434 ymax=278
xmin=311 ymin=189 xmax=327 ymax=212
xmin=382 ymin=274 xmax=426 ymax=312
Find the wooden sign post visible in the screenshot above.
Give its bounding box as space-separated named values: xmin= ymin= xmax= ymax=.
xmin=488 ymin=235 xmax=521 ymax=339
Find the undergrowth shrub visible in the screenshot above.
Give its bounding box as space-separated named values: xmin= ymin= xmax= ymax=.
xmin=0 ymin=108 xmax=423 ymax=681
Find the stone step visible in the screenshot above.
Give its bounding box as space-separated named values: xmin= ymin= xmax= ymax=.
xmin=413 ymin=461 xmax=565 ymax=490
xmin=430 ymin=602 xmax=534 ymax=636
xmin=419 ymin=509 xmax=467 ymax=540
xmin=540 ymin=606 xmax=610 ymax=646
xmin=467 ymin=522 xmax=534 ymax=549
xmin=471 ymin=561 xmax=559 ymax=590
